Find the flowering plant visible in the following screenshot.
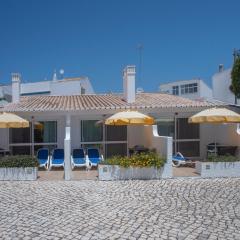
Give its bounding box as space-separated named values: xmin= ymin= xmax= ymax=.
xmin=102 ymin=152 xmax=166 ymax=168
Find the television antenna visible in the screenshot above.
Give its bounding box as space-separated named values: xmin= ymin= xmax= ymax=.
xmin=137 ymin=44 xmax=143 ymax=86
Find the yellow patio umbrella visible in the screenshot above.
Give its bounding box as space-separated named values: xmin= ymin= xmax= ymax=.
xmin=0 ymin=112 xmax=29 ymax=128
xmin=189 ymin=108 xmax=240 ymax=124
xmin=189 ymin=107 xmax=240 ymax=156
xmin=105 ymin=111 xmax=154 ymax=125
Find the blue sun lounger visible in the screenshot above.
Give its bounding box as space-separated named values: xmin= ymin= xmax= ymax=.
xmin=172 ymin=152 xmax=192 ymax=167
xmin=87 ymin=148 xmax=103 ymax=168
xmin=71 ymin=148 xmax=86 ymax=169
xmin=49 ymin=148 xmax=65 ymax=170
xmin=37 ymin=148 xmax=49 ymax=169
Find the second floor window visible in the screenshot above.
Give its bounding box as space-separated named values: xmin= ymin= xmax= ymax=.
xmin=181 ymin=83 xmax=198 ymax=94
xmin=172 ymin=86 xmax=179 ymax=95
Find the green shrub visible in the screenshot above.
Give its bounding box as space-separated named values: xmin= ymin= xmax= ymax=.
xmin=0 ymin=155 xmax=39 ymax=168
xmin=207 ymin=154 xmax=240 ymax=163
xmin=101 ymin=152 xmax=166 ymax=168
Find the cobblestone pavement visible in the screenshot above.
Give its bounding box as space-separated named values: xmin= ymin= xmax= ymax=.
xmin=0 ymin=178 xmax=240 ymax=240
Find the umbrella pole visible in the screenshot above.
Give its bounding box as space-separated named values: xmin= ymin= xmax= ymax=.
xmin=214 ymin=124 xmax=217 ymax=156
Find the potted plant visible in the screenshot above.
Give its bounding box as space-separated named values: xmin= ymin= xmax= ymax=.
xmin=0 ymin=155 xmax=39 ymax=181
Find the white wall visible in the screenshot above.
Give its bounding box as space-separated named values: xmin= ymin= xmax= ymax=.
xmin=199 ymin=81 xmax=213 ymax=100
xmin=200 ymin=123 xmax=240 ymax=158
xmin=159 ymin=79 xmax=212 ymax=100
xmin=5 ymin=77 xmax=95 ymax=97
xmin=21 ymin=81 xmax=50 ymax=95
xmin=128 ymin=126 xmax=149 ymax=148
xmin=212 ymin=68 xmax=240 ymax=105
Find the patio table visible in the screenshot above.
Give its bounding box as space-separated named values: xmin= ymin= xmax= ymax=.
xmin=207 ymin=144 xmax=237 ymax=156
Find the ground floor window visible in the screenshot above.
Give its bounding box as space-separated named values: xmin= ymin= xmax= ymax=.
xmin=105 ymin=143 xmax=128 ymax=158
xmin=81 ymin=120 xmax=103 ymax=142
xmin=34 ymin=121 xmax=57 ymax=143
xmin=156 ymin=118 xmax=174 ymax=137
xmin=175 ymin=141 xmax=200 ymax=157
xmin=10 ymin=145 xmax=31 ymax=155
xmin=9 ymin=121 xmax=57 ymax=155
xmin=157 ymin=117 xmax=200 ymax=157
xmin=80 ymin=120 xmax=128 ymax=158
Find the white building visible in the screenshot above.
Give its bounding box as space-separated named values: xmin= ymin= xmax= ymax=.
xmin=212 ymin=65 xmax=240 ymax=105
xmin=159 ymin=79 xmax=213 ymax=101
xmin=1 ymin=65 xmax=239 ymax=162
xmin=0 ymin=72 xmax=94 ymax=106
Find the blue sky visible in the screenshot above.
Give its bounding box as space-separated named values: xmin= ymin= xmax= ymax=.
xmin=0 ymin=0 xmax=240 ymax=93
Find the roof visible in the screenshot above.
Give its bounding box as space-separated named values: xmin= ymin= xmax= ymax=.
xmin=2 ymin=93 xmax=224 ymax=113
xmin=159 ymin=78 xmax=202 ymax=87
xmin=0 ymin=99 xmax=9 ymax=108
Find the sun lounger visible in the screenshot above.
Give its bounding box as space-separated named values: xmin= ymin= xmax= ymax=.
xmin=37 ymin=148 xmax=49 ymax=169
xmin=71 ymin=148 xmax=86 ymax=169
xmin=172 ymin=152 xmax=192 ymax=167
xmin=49 ymin=148 xmax=64 ymax=170
xmin=87 ymin=148 xmax=103 ymax=168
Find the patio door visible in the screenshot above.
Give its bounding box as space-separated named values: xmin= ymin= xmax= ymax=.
xmin=80 ymin=120 xmax=127 ymax=158
xmin=156 ymin=117 xmax=200 ymax=157
xmin=9 ymin=121 xmax=57 ymax=155
xmin=105 ymin=125 xmax=127 ymax=158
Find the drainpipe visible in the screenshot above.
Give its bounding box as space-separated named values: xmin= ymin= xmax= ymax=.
xmin=64 ymin=114 xmax=72 ymax=180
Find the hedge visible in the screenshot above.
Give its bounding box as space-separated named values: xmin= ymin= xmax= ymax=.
xmin=207 ymin=154 xmax=240 ymax=163
xmin=0 ymin=155 xmax=39 ymax=168
xmin=101 ymin=152 xmax=166 ymax=168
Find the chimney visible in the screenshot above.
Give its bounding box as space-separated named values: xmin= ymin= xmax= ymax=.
xmin=123 ymin=65 xmax=136 ymax=103
xmin=11 ymin=73 xmax=21 ymax=103
xmin=218 ymin=64 xmax=224 ymax=72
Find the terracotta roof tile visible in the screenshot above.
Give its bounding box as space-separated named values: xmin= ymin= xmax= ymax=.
xmin=2 ymin=93 xmax=224 ymax=112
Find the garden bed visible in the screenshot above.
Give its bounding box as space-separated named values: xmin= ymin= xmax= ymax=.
xmin=196 ymin=155 xmax=240 ymax=178
xmin=98 ymin=152 xmax=171 ymax=180
xmin=0 ymin=155 xmax=39 ymax=181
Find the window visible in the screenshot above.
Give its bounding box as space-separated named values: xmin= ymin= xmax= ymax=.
xmin=81 ymin=87 xmax=86 ymax=95
xmin=105 ymin=143 xmax=127 ymax=158
xmin=10 ymin=146 xmax=31 ymax=155
xmin=172 ymin=86 xmax=179 ymax=95
xmin=180 ymin=83 xmax=198 ymax=95
xmin=157 ymin=117 xmax=200 ymax=157
xmin=156 ymin=118 xmax=174 ymax=137
xmin=9 ymin=121 xmax=57 ymax=156
xmin=105 ymin=125 xmax=127 ymax=141
xmin=176 ymin=118 xmax=200 ymax=157
xmin=176 ymin=141 xmax=200 ymax=157
xmin=34 ymin=121 xmax=57 ymax=143
xmin=81 ymin=120 xmax=103 ymax=142
xmin=10 ymin=127 xmax=31 ymax=144
xmin=177 ymin=118 xmax=199 ymax=139
xmin=80 ymin=120 xmax=128 ymax=157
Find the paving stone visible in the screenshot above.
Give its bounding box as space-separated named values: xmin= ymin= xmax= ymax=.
xmin=0 ymin=178 xmax=239 ymax=239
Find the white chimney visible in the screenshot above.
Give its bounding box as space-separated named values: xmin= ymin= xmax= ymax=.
xmin=123 ymin=65 xmax=136 ymax=103
xmin=12 ymin=73 xmax=21 ymax=103
xmin=218 ymin=64 xmax=224 ymax=72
